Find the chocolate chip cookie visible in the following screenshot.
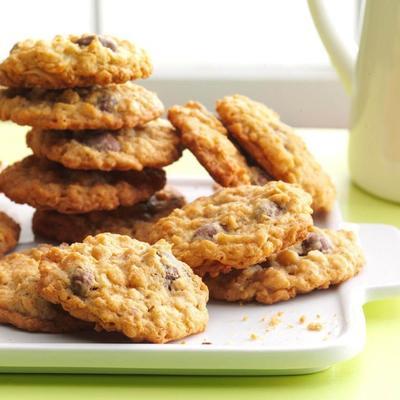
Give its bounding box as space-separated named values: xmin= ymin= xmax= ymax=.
xmin=26 ymin=119 xmax=181 ymax=171
xmin=204 ymin=227 xmax=364 ymax=304
xmin=149 ymin=182 xmax=313 ymax=272
xmin=0 ymin=82 xmax=163 ymax=130
xmin=38 ymin=234 xmax=209 ymax=343
xmin=0 ymin=212 xmax=20 ymax=255
xmin=168 ymin=101 xmax=268 ymax=186
xmin=0 ymin=34 xmax=152 ymax=88
xmin=0 ymin=246 xmax=91 ymax=332
xmin=0 ymin=156 xmax=166 ymax=214
xmin=32 ymin=187 xmax=186 ymax=243
xmin=216 ymin=95 xmax=336 ymax=213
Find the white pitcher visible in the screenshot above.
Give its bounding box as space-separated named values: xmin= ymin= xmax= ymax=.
xmin=308 ymin=0 xmax=400 ymax=203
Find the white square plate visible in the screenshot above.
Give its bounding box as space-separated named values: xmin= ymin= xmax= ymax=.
xmin=0 ymin=177 xmax=399 ymax=375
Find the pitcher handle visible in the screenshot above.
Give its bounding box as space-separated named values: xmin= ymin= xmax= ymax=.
xmin=307 ymin=0 xmax=358 ymax=95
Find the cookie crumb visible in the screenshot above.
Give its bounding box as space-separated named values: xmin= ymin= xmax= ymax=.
xmin=180 ymin=341 xmax=186 ymax=344
xmin=241 ymin=315 xmax=248 ymax=321
xmin=269 ymin=312 xmax=282 ymax=328
xmin=249 ymin=333 xmax=258 ymax=341
xmin=298 ymin=315 xmax=306 ymax=324
xmin=287 ymin=324 xmax=294 ymax=329
xmin=307 ymin=322 xmax=323 ymax=332
xmin=202 ymin=341 xmax=212 ymax=345
xmin=316 ymin=314 xmax=321 ymax=319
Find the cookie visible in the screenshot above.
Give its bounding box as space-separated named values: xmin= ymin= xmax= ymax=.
xmin=0 ymin=212 xmax=20 ymax=255
xmin=32 ymin=187 xmax=186 ymax=243
xmin=216 ymin=95 xmax=336 ymax=213
xmin=0 ymin=82 xmax=163 ymax=130
xmin=149 ymin=182 xmax=313 ymax=271
xmin=0 ymin=34 xmax=152 ymax=88
xmin=38 ymin=234 xmax=209 ymax=343
xmin=26 ymin=119 xmax=181 ymax=171
xmin=0 ymin=156 xmax=166 ymax=214
xmin=204 ymin=228 xmax=364 ymax=304
xmin=168 ymin=102 xmax=268 ymax=186
xmin=0 ymin=246 xmax=91 ymax=332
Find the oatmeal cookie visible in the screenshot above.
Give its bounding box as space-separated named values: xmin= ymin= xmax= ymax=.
xmin=26 ymin=119 xmax=181 ymax=171
xmin=149 ymin=182 xmax=313 ymax=271
xmin=0 ymin=156 xmax=166 ymax=214
xmin=32 ymin=187 xmax=186 ymax=243
xmin=0 ymin=34 xmax=152 ymax=88
xmin=0 ymin=212 xmax=20 ymax=255
xmin=168 ymin=102 xmax=267 ymax=186
xmin=216 ymin=95 xmax=336 ymax=212
xmin=38 ymin=234 xmax=209 ymax=343
xmin=0 ymin=246 xmax=91 ymax=332
xmin=204 ymin=227 xmax=364 ymax=304
xmin=0 ymin=82 xmax=163 ymax=130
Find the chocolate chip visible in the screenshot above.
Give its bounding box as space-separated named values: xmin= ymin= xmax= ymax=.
xmin=80 ymin=132 xmax=121 ymax=152
xmin=98 ymin=36 xmax=117 ymax=51
xmin=256 ymin=200 xmax=284 ymax=218
xmin=156 ymin=251 xmax=181 ymax=290
xmin=166 ymin=266 xmax=180 ymax=282
xmin=70 ymin=267 xmax=95 ymax=297
xmin=75 ymin=35 xmax=117 ymax=51
xmin=192 ymin=222 xmax=223 ymax=241
xmin=98 ymin=94 xmax=117 ymax=112
xmin=75 ymin=35 xmax=96 ymax=47
xmin=300 ymin=232 xmax=332 ymax=255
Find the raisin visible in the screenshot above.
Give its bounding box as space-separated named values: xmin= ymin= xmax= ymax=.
xmin=301 ymin=232 xmax=332 ymax=255
xmin=80 ymin=132 xmax=121 ymax=152
xmin=192 ymin=222 xmax=223 ymax=241
xmin=98 ymin=94 xmax=117 ymax=112
xmin=70 ymin=267 xmax=95 ymax=297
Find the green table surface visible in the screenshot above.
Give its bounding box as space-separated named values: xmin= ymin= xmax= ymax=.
xmin=0 ymin=124 xmax=399 ymax=400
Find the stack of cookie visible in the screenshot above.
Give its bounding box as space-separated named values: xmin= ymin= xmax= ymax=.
xmin=0 ymin=34 xmax=183 ymax=243
xmin=148 ymin=183 xmax=364 ymax=305
xmin=159 ymin=97 xmax=364 ymax=304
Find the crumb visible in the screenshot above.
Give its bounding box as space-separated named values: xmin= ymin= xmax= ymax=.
xmin=180 ymin=341 xmax=186 ymax=344
xmin=316 ymin=314 xmax=321 ymax=319
xmin=249 ymin=333 xmax=258 ymax=341
xmin=307 ymin=322 xmax=323 ymax=332
xmin=239 ymin=302 xmax=244 ymax=307
xmin=202 ymin=341 xmax=212 ymax=345
xmin=269 ymin=312 xmax=282 ymax=328
xmin=277 ymin=311 xmax=284 ymax=317
xmin=241 ymin=315 xmax=248 ymax=321
xmin=323 ymin=336 xmax=329 ymax=341
xmin=298 ymin=315 xmax=306 ymax=324
xmin=287 ymin=324 xmax=294 ymax=329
